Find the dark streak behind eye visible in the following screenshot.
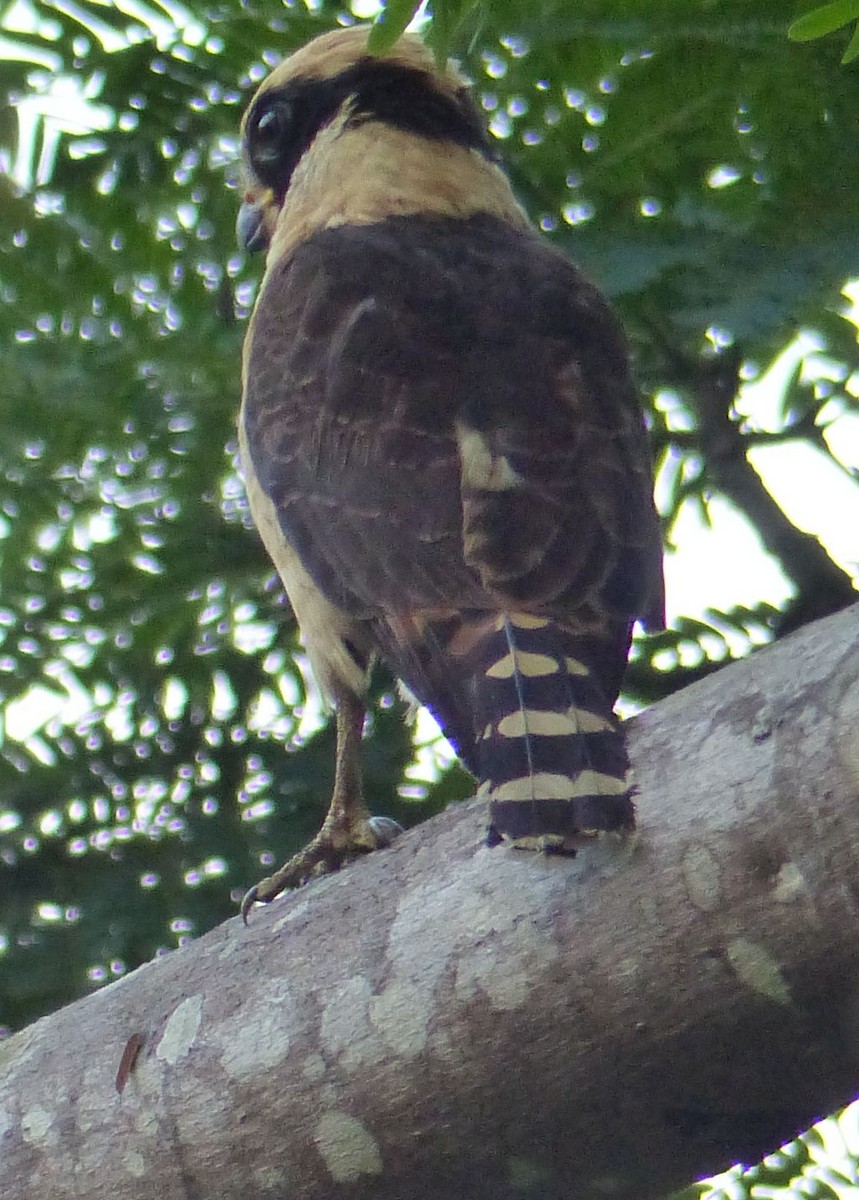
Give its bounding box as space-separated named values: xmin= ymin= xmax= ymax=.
xmin=244 ymin=58 xmax=494 ymax=204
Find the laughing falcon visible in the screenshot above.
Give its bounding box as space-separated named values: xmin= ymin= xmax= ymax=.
xmin=235 ymin=27 xmax=664 ymax=916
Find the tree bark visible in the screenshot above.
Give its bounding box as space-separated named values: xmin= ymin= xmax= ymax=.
xmin=2 ymin=603 xmax=859 ymax=1200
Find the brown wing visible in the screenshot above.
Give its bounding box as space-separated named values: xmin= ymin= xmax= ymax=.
xmin=242 ymin=211 xmax=662 ymax=634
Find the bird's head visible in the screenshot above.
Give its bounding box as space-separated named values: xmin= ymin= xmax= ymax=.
xmin=236 ymin=26 xmax=523 ymax=260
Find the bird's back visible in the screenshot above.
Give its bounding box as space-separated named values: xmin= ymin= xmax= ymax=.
xmin=241 ymin=210 xmax=662 ymax=842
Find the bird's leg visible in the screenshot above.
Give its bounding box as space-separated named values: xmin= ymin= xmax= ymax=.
xmin=241 ymin=689 xmax=402 ymax=921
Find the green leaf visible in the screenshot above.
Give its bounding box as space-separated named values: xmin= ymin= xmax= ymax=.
xmin=425 ymin=0 xmax=470 ymax=62
xmin=841 ymin=17 xmax=859 ymax=57
xmin=788 ymin=0 xmax=859 ymax=42
xmin=367 ymin=0 xmax=424 ymax=54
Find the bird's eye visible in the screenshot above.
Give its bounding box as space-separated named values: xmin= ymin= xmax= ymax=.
xmin=252 ymin=101 xmax=291 ymax=162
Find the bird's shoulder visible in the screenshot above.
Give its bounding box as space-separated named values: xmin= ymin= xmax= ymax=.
xmin=256 ymin=213 xmax=616 ymax=339
xmin=245 ymin=211 xmax=632 ymax=426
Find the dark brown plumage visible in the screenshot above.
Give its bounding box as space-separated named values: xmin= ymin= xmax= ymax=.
xmin=235 ymin=28 xmax=663 ymax=915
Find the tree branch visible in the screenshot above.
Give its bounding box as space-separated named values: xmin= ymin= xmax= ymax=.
xmin=674 ymin=347 xmax=857 ymax=632
xmin=3 ymin=603 xmax=859 ymax=1200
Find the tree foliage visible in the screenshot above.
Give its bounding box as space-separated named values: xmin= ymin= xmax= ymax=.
xmin=0 ymin=0 xmax=856 ymax=1060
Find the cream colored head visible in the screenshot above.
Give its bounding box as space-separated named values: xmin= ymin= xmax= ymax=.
xmin=236 ymin=26 xmax=526 ymax=259
xmin=248 ymin=26 xmax=466 ymax=105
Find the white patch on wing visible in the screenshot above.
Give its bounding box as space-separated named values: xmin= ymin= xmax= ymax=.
xmin=456 ymin=423 xmax=523 ymax=491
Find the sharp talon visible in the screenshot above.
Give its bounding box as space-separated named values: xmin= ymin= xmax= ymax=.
xmin=239 ymin=812 xmax=402 ymax=924
xmin=367 ymin=816 xmax=404 ymax=847
xmin=240 ymin=885 xmax=260 ymax=925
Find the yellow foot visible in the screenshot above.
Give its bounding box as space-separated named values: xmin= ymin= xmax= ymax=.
xmin=240 ymin=816 xmax=402 ymax=923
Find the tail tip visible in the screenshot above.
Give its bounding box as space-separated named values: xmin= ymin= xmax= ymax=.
xmin=489 ymin=790 xmax=635 ymax=844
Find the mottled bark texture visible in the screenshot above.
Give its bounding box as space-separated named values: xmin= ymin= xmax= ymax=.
xmin=2 ymin=602 xmax=859 ymax=1200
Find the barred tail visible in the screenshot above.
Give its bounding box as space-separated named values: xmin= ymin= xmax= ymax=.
xmin=472 ymin=613 xmax=634 ymax=843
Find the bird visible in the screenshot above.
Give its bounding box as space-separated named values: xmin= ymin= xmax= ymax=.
xmin=235 ymin=26 xmax=664 ymax=919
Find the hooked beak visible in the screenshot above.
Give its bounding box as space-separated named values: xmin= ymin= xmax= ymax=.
xmin=236 ymin=195 xmax=270 ymax=254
